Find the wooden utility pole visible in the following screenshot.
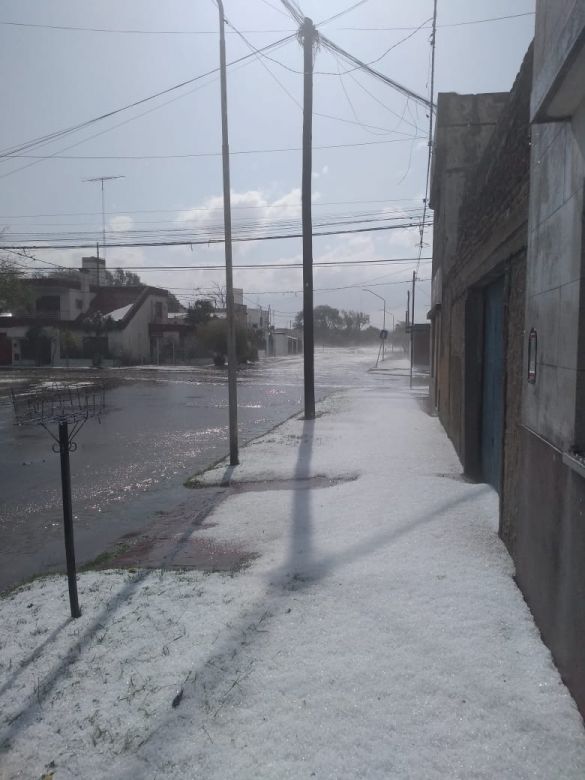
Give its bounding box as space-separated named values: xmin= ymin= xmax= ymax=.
xmin=301 ymin=17 xmax=316 ymax=420
xmin=410 ymin=271 xmax=416 ymax=388
xmin=217 ymin=0 xmax=239 ymax=465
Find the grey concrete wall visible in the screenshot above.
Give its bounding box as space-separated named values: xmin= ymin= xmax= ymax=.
xmin=514 ymin=0 xmax=585 ymax=720
xmin=532 ymin=0 xmax=585 ymax=120
xmin=523 ymin=102 xmax=585 ymax=450
xmin=429 ymin=92 xmax=508 ymax=434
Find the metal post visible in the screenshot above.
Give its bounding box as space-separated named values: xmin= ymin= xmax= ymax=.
xmin=410 ymin=271 xmax=416 ymax=388
xmin=363 ymin=288 xmax=386 ymax=362
xmin=58 ymin=420 xmax=81 ymax=619
xmin=302 ymin=17 xmax=315 ymax=420
xmin=217 ymin=0 xmax=239 ymax=464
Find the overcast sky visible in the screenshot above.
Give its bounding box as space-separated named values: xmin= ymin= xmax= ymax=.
xmin=0 ymin=0 xmax=535 ymax=328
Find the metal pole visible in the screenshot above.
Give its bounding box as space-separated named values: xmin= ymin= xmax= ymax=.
xmin=217 ymin=0 xmax=239 ymax=465
xmin=100 ymin=179 xmax=106 ymax=265
xmin=302 ymin=17 xmax=315 ymax=420
xmin=362 ymin=288 xmax=386 ymax=362
xmin=58 ymin=420 xmax=81 ymax=619
xmin=382 ymin=299 xmax=386 ymax=362
xmin=410 ymin=271 xmax=416 ymax=388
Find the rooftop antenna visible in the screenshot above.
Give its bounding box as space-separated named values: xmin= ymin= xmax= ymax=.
xmin=83 ymin=175 xmax=124 ymax=261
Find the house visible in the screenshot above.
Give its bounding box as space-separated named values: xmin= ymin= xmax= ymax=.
xmin=430 ymin=0 xmax=585 ymax=718
xmin=267 ymin=328 xmax=302 ymax=357
xmin=211 ymin=287 xmax=247 ymax=324
xmin=0 ymin=258 xmax=183 ymax=365
xmin=247 ymin=305 xmax=270 ymax=331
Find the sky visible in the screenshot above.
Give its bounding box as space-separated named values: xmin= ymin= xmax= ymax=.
xmin=0 ymin=0 xmax=535 ymax=329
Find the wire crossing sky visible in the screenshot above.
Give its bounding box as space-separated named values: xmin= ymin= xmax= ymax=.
xmin=0 ymin=0 xmax=535 ymax=326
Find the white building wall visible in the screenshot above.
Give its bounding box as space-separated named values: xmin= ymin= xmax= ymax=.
xmin=108 ymin=294 xmax=168 ymax=362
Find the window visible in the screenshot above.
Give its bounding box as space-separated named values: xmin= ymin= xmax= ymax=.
xmin=155 ymin=301 xmax=164 ymax=320
xmin=76 ymin=299 xmax=83 ymax=310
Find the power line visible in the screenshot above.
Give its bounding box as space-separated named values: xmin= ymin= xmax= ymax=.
xmin=3 ymin=135 xmax=424 ymax=162
xmin=318 ymin=34 xmax=434 ymax=109
xmin=0 ymin=11 xmax=535 ymax=35
xmin=317 ymin=0 xmax=370 ymax=27
xmin=416 ymin=0 xmax=438 ymax=274
xmin=0 ymin=34 xmax=296 ymax=161
xmin=336 ymin=11 xmax=535 ymax=31
xmin=0 ymin=219 xmax=432 ymax=249
xmin=13 ymin=256 xmax=433 ymax=272
xmin=0 ymin=197 xmax=420 ymax=220
xmin=0 ymin=223 xmax=428 ymax=250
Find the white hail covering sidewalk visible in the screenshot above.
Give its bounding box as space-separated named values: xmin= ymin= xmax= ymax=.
xmin=1 ymin=383 xmax=585 ymax=779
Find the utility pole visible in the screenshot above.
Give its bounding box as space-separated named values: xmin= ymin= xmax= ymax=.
xmin=410 ymin=271 xmax=416 ymax=388
xmin=216 ymin=0 xmax=239 ymax=465
xmin=83 ymin=175 xmax=124 ymax=268
xmin=301 ymin=16 xmax=316 ymax=420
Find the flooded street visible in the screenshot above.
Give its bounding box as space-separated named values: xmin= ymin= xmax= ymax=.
xmin=0 ymin=348 xmax=386 ymax=590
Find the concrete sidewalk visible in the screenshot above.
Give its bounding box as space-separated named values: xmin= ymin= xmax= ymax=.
xmin=1 ymin=380 xmax=585 ymax=779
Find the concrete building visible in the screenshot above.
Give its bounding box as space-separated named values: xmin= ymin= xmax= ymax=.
xmin=0 ymin=262 xmax=176 ymax=365
xmin=430 ymin=0 xmax=585 ymax=717
xmin=247 ymin=305 xmax=270 ymax=331
xmin=512 ymin=0 xmax=585 ymax=718
xmin=429 ymin=50 xmax=532 ymax=512
xmin=267 ymin=328 xmax=302 ymax=357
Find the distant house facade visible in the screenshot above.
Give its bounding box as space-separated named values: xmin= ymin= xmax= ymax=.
xmin=247 ymin=305 xmax=270 ymax=331
xmin=0 ymin=258 xmax=181 ymax=365
xmin=267 ymin=328 xmax=302 ymax=357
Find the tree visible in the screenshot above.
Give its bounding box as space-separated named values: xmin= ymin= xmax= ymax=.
xmin=294 ymin=306 xmax=373 ymax=345
xmin=167 ymin=292 xmax=183 ymax=313
xmin=342 ymin=310 xmax=369 ymax=334
xmin=82 ymin=310 xmax=114 ymax=366
xmin=207 ymin=282 xmax=227 ymax=309
xmin=186 ymin=299 xmax=215 ymax=327
xmin=198 ymin=319 xmax=257 ymax=364
xmin=314 ymin=305 xmax=343 ymax=332
xmin=0 ymin=257 xmax=30 ymax=313
xmin=112 ymin=268 xmax=141 ymax=286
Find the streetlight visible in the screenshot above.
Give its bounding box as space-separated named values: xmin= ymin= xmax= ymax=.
xmin=362 ymin=288 xmax=387 ymax=363
xmin=216 ymin=0 xmax=238 ymax=466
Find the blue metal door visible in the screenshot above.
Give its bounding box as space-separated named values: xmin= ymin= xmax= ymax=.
xmin=481 ymin=277 xmax=505 ymax=492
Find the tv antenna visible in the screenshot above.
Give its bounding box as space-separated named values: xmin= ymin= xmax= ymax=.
xmin=83 ymin=175 xmax=124 ymax=260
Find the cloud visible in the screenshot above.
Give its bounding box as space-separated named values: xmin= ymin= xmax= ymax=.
xmin=108 ymin=215 xmax=134 ymax=233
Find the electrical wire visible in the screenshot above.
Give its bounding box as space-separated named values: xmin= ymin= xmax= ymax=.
xmin=0 ymin=219 xmax=432 ymax=249
xmin=335 ymin=12 xmax=535 ymax=32
xmin=0 ymin=12 xmax=535 ymax=36
xmin=0 ymin=33 xmax=296 ymax=161
xmin=416 ymin=0 xmax=438 ymax=274
xmin=4 ymin=135 xmax=424 ymax=162
xmin=317 ymin=0 xmax=369 ymax=27
xmin=8 ymin=251 xmax=433 ymax=272
xmin=0 ymin=198 xmax=421 ymax=220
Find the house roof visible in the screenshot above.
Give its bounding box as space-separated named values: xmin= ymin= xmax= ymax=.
xmin=23 ymin=276 xmax=86 ymax=291
xmin=80 ymin=285 xmax=168 ymax=328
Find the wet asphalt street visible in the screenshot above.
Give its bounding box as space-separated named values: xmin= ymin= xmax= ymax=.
xmin=0 ymin=348 xmax=387 ymax=591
